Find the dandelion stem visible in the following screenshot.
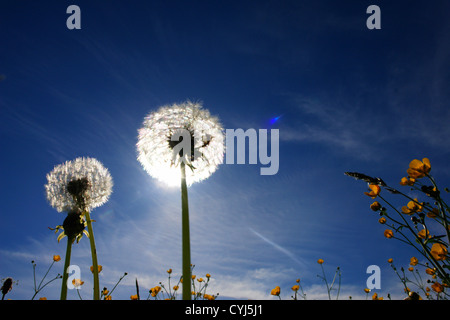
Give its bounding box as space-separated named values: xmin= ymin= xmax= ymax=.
xmin=85 ymin=210 xmax=100 ymax=300
xmin=60 ymin=237 xmax=73 ymax=300
xmin=181 ymin=161 xmax=192 ymax=300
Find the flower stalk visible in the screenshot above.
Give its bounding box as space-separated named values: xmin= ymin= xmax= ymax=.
xmin=181 ymin=161 xmax=192 ymax=300
xmin=84 ymin=210 xmax=100 ymax=300
xmin=60 ymin=236 xmax=73 ymax=300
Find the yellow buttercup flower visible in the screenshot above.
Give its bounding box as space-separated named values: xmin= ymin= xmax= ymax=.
xmin=271 ymin=286 xmax=280 ymax=296
xmin=431 ymin=282 xmax=444 ymax=293
xmin=407 ymin=158 xmax=431 ymax=179
xmin=206 ymin=273 xmax=211 ymax=278
xmin=364 ymin=184 xmax=381 ymax=199
xmin=378 ymin=217 xmax=386 ymax=224
xmin=150 ymin=286 xmax=162 ymax=297
xmin=410 ymin=257 xmax=418 ymax=266
xmin=364 ymin=288 xmax=370 ymax=293
xmin=173 ymin=285 xmax=179 ymax=291
xmin=130 ymin=294 xmax=139 ymax=300
xmin=104 ymin=295 xmax=112 ymax=300
xmin=400 ymin=177 xmax=415 ymax=186
xmin=317 ymin=259 xmax=324 ymax=264
xmin=387 ymin=258 xmax=393 ymax=263
xmin=384 ymin=229 xmax=394 ymax=239
xmin=72 ymin=279 xmax=84 ymax=288
xmin=425 ymin=268 xmax=435 ymax=275
xmin=401 ymin=199 xmax=423 ymax=215
xmin=53 ymin=255 xmax=61 ymax=262
xmin=167 ymin=269 xmax=172 ymax=274
xmin=204 ymin=293 xmax=215 ymax=300
xmin=291 ymin=285 xmax=300 ymax=292
xmin=430 ymin=243 xmax=448 ymax=261
xmin=90 ymin=265 xmax=103 ymax=273
xmin=418 ymin=229 xmax=430 ymax=239
xmin=370 ymin=201 xmax=382 ymax=211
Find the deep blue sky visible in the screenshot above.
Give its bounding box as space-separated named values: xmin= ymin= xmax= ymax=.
xmin=1 ymin=1 xmax=449 ymax=300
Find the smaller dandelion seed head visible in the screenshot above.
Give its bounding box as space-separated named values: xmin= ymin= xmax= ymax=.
xmin=45 ymin=157 xmax=113 ymax=213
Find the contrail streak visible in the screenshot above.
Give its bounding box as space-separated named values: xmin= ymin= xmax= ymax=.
xmin=249 ymin=228 xmax=304 ymax=267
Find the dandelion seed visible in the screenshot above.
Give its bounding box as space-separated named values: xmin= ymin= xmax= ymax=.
xmin=45 ymin=157 xmax=113 ymax=212
xmin=137 ymin=101 xmax=224 ymax=187
xmin=137 ymin=101 xmax=224 ymax=300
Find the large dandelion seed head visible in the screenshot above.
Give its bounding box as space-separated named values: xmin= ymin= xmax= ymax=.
xmin=137 ymin=101 xmax=224 ymax=187
xmin=45 ymin=157 xmax=113 ymax=212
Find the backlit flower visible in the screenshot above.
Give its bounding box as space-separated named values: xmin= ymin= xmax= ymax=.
xmin=400 ymin=177 xmax=415 ymax=186
xmin=137 ymin=101 xmax=224 ymax=187
xmin=151 ymin=286 xmax=162 ymax=297
xmin=72 ymin=279 xmax=84 ymax=288
xmin=292 ymin=285 xmax=300 ymax=292
xmin=317 ymin=259 xmax=324 ymax=264
xmin=407 ymin=158 xmax=431 ymax=179
xmin=45 ymin=157 xmax=113 ymax=212
xmin=378 ymin=217 xmax=386 ymax=224
xmin=364 ymin=184 xmax=381 ymax=199
xmin=410 ymin=257 xmax=418 ymax=266
xmin=401 ymin=199 xmax=423 ymax=215
xmin=425 ymin=268 xmax=435 ymax=275
xmin=384 ymin=229 xmax=394 ymax=239
xmin=431 ymin=282 xmax=444 ymax=293
xmin=271 ymin=286 xmax=280 ymax=296
xmin=430 ymin=243 xmax=448 ymax=261
xmin=427 ymin=208 xmax=439 ymax=218
xmin=130 ymin=294 xmax=139 ymax=300
xmin=53 ymin=255 xmax=61 ymax=262
xmin=418 ymin=229 xmax=430 ymax=239
xmin=91 ymin=265 xmax=103 ymax=274
xmin=370 ymin=201 xmax=382 ymax=211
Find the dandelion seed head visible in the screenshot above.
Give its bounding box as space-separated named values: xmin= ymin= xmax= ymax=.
xmin=137 ymin=101 xmax=224 ymax=187
xmin=45 ymin=157 xmax=113 ymax=212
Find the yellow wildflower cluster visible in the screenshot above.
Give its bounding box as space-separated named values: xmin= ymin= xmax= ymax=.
xmin=139 ymin=266 xmax=217 ymax=300
xmin=349 ymin=157 xmax=450 ymax=299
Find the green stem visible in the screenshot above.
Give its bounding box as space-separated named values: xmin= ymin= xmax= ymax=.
xmin=319 ymin=264 xmax=331 ymax=300
xmin=180 ymin=161 xmax=192 ymax=300
xmin=60 ymin=237 xmax=73 ymax=300
xmin=85 ymin=210 xmax=100 ymax=300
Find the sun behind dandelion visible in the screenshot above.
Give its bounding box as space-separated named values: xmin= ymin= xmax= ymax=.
xmin=136 ymin=101 xmax=224 ymax=187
